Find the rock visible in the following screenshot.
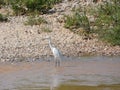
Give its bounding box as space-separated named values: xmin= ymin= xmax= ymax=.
xmin=0 ymin=0 xmax=120 ymax=62
xmin=56 ymin=15 xmax=64 ymax=23
xmin=48 ymin=8 xmax=56 ymax=14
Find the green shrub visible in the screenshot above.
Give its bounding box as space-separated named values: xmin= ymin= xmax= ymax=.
xmin=0 ymin=0 xmax=12 ymax=6
xmin=103 ymin=26 xmax=120 ymax=45
xmin=0 ymin=13 xmax=8 ymax=22
xmin=64 ymin=12 xmax=91 ymax=36
xmin=95 ymin=0 xmax=120 ymax=45
xmin=24 ymin=15 xmax=47 ymax=26
xmin=8 ymin=0 xmax=62 ymax=15
xmin=0 ymin=0 xmax=5 ymax=5
xmin=25 ymin=0 xmax=61 ymax=13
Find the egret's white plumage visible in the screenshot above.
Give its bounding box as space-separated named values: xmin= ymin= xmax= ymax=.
xmin=44 ymin=36 xmax=62 ymax=66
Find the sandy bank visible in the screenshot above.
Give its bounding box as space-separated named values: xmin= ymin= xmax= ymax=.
xmin=0 ymin=0 xmax=120 ymax=62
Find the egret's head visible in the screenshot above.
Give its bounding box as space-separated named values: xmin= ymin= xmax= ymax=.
xmin=42 ymin=36 xmax=51 ymax=40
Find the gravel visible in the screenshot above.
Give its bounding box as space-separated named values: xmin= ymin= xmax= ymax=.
xmin=0 ymin=0 xmax=120 ymax=62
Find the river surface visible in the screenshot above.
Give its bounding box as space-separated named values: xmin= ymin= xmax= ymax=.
xmin=0 ymin=56 xmax=120 ymax=90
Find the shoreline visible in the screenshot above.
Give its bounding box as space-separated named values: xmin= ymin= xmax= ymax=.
xmin=0 ymin=0 xmax=120 ymax=62
xmin=0 ymin=16 xmax=120 ymax=62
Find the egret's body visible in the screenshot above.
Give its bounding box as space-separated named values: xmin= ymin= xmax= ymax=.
xmin=45 ymin=37 xmax=62 ymax=66
xmin=51 ymin=47 xmax=61 ymax=59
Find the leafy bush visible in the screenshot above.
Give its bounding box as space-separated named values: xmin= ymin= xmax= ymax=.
xmin=25 ymin=0 xmax=61 ymax=13
xmin=95 ymin=0 xmax=120 ymax=45
xmin=0 ymin=13 xmax=8 ymax=22
xmin=64 ymin=0 xmax=120 ymax=45
xmin=0 ymin=0 xmax=5 ymax=5
xmin=8 ymin=0 xmax=62 ymax=15
xmin=64 ymin=12 xmax=91 ymax=36
xmin=24 ymin=15 xmax=47 ymax=26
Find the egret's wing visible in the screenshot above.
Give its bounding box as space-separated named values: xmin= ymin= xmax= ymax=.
xmin=52 ymin=47 xmax=62 ymax=59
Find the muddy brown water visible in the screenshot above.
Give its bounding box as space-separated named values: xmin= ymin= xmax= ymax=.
xmin=0 ymin=56 xmax=120 ymax=90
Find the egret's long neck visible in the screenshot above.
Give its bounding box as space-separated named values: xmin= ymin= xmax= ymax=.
xmin=48 ymin=39 xmax=53 ymax=50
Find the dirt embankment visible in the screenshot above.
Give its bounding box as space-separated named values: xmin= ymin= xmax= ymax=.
xmin=0 ymin=0 xmax=120 ymax=62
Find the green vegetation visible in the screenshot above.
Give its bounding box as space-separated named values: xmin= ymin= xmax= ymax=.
xmin=0 ymin=0 xmax=5 ymax=6
xmin=0 ymin=0 xmax=62 ymax=15
xmin=0 ymin=13 xmax=8 ymax=22
xmin=64 ymin=12 xmax=90 ymax=36
xmin=0 ymin=0 xmax=120 ymax=45
xmin=94 ymin=0 xmax=120 ymax=45
xmin=64 ymin=0 xmax=120 ymax=45
xmin=25 ymin=15 xmax=47 ymax=26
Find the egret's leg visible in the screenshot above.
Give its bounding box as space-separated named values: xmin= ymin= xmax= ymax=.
xmin=55 ymin=61 xmax=58 ymax=67
xmin=55 ymin=58 xmax=61 ymax=67
xmin=58 ymin=59 xmax=60 ymax=67
xmin=55 ymin=58 xmax=57 ymax=67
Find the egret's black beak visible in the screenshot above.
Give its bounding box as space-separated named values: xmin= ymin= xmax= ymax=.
xmin=42 ymin=38 xmax=45 ymax=40
xmin=42 ymin=37 xmax=47 ymax=40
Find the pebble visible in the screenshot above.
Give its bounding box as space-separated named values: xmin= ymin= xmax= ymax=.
xmin=0 ymin=0 xmax=120 ymax=62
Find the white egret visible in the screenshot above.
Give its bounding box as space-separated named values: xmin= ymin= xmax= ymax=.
xmin=44 ymin=36 xmax=62 ymax=67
